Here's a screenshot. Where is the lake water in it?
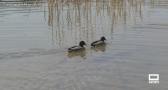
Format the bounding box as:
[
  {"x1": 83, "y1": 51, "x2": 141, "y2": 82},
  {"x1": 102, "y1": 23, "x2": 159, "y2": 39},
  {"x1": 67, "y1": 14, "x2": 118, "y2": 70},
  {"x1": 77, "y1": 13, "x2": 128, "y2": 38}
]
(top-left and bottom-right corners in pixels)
[{"x1": 0, "y1": 0, "x2": 168, "y2": 90}]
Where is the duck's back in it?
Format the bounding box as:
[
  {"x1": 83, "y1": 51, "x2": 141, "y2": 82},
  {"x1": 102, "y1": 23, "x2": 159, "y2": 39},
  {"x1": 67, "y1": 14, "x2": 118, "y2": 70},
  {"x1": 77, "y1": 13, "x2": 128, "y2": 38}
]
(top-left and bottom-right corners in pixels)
[
  {"x1": 91, "y1": 40, "x2": 104, "y2": 47},
  {"x1": 68, "y1": 46, "x2": 83, "y2": 52}
]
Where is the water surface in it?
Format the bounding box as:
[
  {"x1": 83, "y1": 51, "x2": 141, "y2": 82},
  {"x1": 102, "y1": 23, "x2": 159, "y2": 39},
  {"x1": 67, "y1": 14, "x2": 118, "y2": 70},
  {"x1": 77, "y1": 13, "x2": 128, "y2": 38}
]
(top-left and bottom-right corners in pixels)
[{"x1": 0, "y1": 0, "x2": 168, "y2": 90}]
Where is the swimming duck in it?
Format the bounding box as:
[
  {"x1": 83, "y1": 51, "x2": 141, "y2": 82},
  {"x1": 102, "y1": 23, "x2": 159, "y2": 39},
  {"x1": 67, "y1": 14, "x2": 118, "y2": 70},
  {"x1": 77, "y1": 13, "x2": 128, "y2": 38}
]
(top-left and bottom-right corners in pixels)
[
  {"x1": 68, "y1": 41, "x2": 86, "y2": 52},
  {"x1": 91, "y1": 36, "x2": 106, "y2": 47}
]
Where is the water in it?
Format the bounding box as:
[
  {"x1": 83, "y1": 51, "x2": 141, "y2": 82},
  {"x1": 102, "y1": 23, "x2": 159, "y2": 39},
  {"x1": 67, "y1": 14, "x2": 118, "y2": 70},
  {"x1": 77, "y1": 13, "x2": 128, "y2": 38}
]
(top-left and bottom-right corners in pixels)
[{"x1": 0, "y1": 0, "x2": 168, "y2": 90}]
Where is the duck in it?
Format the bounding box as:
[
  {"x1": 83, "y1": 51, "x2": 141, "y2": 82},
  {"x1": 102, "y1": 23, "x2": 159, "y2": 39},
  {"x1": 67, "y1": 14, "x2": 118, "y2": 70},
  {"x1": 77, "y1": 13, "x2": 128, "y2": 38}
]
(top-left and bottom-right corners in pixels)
[
  {"x1": 91, "y1": 36, "x2": 106, "y2": 47},
  {"x1": 68, "y1": 41, "x2": 87, "y2": 52}
]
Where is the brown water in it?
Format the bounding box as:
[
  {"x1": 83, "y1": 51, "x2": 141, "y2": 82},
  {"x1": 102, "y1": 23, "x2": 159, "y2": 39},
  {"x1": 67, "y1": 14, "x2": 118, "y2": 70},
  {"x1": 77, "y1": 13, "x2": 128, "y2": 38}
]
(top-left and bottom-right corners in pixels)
[{"x1": 0, "y1": 0, "x2": 168, "y2": 90}]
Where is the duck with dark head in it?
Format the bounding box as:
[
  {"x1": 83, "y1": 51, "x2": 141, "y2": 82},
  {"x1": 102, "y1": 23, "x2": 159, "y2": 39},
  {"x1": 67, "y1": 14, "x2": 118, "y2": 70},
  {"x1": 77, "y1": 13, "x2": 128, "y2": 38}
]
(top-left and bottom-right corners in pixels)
[
  {"x1": 68, "y1": 41, "x2": 87, "y2": 52},
  {"x1": 91, "y1": 36, "x2": 106, "y2": 47}
]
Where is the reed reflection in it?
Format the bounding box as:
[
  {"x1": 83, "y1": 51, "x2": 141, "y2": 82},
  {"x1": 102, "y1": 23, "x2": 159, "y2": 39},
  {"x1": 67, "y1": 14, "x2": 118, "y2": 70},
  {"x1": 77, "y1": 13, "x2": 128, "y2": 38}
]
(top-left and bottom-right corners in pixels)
[
  {"x1": 0, "y1": 0, "x2": 145, "y2": 50},
  {"x1": 47, "y1": 0, "x2": 144, "y2": 48}
]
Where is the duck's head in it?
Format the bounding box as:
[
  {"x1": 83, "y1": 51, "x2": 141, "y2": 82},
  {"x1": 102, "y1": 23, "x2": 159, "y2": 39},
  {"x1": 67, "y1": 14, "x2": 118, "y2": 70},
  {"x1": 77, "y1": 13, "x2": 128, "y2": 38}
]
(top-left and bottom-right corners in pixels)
[
  {"x1": 79, "y1": 41, "x2": 86, "y2": 47},
  {"x1": 100, "y1": 36, "x2": 106, "y2": 42}
]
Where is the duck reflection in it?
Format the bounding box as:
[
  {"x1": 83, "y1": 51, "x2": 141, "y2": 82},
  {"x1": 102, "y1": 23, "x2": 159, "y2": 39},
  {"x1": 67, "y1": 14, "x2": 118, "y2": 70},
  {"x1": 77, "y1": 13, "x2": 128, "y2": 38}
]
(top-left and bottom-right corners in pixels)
[
  {"x1": 67, "y1": 48, "x2": 86, "y2": 59},
  {"x1": 91, "y1": 43, "x2": 106, "y2": 52}
]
